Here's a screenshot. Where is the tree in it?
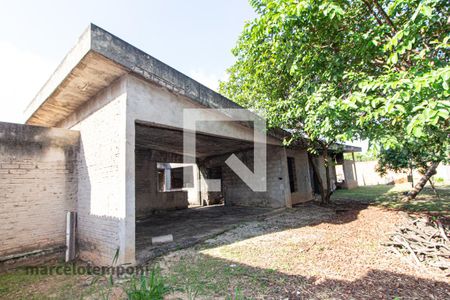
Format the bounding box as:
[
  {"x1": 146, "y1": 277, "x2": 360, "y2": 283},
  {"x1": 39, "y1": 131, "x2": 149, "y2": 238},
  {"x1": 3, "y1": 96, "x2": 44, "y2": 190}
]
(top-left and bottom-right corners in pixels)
[
  {"x1": 220, "y1": 0, "x2": 449, "y2": 203},
  {"x1": 375, "y1": 138, "x2": 442, "y2": 200}
]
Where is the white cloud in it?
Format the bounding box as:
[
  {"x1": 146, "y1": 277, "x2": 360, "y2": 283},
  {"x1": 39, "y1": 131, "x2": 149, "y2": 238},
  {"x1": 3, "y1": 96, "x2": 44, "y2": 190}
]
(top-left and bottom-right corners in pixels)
[
  {"x1": 188, "y1": 69, "x2": 228, "y2": 92},
  {"x1": 0, "y1": 42, "x2": 55, "y2": 124}
]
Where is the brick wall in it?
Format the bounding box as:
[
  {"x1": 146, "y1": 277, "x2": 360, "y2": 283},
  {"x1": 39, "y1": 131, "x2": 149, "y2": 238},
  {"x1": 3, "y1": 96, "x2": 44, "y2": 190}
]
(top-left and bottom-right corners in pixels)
[{"x1": 0, "y1": 122, "x2": 79, "y2": 259}]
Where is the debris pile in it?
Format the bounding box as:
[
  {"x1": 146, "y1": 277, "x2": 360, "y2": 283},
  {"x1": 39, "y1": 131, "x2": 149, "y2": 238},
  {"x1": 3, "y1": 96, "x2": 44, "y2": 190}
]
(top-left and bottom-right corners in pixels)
[{"x1": 385, "y1": 217, "x2": 450, "y2": 275}]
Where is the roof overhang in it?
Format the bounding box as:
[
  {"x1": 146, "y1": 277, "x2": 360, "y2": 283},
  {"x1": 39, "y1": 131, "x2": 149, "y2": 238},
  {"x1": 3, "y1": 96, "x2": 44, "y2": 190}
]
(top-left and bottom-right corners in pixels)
[{"x1": 25, "y1": 24, "x2": 244, "y2": 127}]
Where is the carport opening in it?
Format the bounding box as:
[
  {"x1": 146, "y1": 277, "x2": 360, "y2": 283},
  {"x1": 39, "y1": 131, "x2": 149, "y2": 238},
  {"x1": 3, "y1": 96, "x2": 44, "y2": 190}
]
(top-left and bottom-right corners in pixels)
[{"x1": 133, "y1": 122, "x2": 274, "y2": 264}]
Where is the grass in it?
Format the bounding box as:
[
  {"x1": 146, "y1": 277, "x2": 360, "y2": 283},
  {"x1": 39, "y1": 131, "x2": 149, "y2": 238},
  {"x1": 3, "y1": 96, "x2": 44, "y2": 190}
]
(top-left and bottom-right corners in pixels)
[
  {"x1": 164, "y1": 256, "x2": 264, "y2": 299},
  {"x1": 164, "y1": 254, "x2": 280, "y2": 298},
  {"x1": 333, "y1": 183, "x2": 450, "y2": 213},
  {"x1": 0, "y1": 259, "x2": 256, "y2": 299},
  {"x1": 125, "y1": 267, "x2": 170, "y2": 300},
  {"x1": 0, "y1": 264, "x2": 96, "y2": 299}
]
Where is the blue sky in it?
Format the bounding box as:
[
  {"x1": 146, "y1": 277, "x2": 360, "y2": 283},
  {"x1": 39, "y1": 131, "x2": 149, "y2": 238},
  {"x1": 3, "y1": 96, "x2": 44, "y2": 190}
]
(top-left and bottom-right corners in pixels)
[{"x1": 0, "y1": 0, "x2": 256, "y2": 123}]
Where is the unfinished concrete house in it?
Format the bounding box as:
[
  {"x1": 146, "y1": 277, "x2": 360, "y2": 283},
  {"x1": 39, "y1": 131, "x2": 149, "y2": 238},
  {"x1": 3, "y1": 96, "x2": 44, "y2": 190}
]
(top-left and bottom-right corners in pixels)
[{"x1": 0, "y1": 24, "x2": 360, "y2": 267}]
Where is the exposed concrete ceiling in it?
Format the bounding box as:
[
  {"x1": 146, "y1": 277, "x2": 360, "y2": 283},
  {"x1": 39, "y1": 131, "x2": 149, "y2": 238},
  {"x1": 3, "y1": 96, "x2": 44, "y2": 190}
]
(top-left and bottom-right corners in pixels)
[
  {"x1": 26, "y1": 52, "x2": 127, "y2": 126},
  {"x1": 135, "y1": 123, "x2": 255, "y2": 158}
]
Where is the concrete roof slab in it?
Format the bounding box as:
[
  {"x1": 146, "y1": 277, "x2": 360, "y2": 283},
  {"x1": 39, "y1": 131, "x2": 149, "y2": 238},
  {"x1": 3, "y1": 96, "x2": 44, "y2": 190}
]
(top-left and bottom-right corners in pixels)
[{"x1": 25, "y1": 24, "x2": 243, "y2": 127}]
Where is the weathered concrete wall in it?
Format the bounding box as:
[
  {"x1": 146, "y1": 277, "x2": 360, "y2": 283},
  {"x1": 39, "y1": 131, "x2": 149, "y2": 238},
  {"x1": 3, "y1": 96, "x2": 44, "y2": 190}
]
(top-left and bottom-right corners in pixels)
[
  {"x1": 0, "y1": 122, "x2": 79, "y2": 260},
  {"x1": 135, "y1": 149, "x2": 189, "y2": 217},
  {"x1": 355, "y1": 161, "x2": 450, "y2": 186},
  {"x1": 60, "y1": 77, "x2": 134, "y2": 265},
  {"x1": 286, "y1": 149, "x2": 314, "y2": 204},
  {"x1": 342, "y1": 159, "x2": 358, "y2": 189},
  {"x1": 220, "y1": 146, "x2": 289, "y2": 208}
]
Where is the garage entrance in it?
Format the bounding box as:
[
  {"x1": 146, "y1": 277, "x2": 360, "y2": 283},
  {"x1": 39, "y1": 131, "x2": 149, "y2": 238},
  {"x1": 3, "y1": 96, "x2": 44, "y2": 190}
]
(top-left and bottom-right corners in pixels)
[{"x1": 134, "y1": 122, "x2": 285, "y2": 262}]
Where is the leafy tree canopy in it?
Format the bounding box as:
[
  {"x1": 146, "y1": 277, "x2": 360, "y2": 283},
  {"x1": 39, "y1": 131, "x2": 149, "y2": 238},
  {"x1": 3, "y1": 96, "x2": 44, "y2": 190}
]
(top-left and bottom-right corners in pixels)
[
  {"x1": 220, "y1": 0, "x2": 449, "y2": 201},
  {"x1": 220, "y1": 0, "x2": 449, "y2": 161}
]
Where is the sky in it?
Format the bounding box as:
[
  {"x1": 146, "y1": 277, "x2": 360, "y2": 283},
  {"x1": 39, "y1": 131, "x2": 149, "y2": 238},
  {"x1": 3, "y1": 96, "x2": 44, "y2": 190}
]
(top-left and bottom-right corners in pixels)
[{"x1": 0, "y1": 0, "x2": 256, "y2": 123}]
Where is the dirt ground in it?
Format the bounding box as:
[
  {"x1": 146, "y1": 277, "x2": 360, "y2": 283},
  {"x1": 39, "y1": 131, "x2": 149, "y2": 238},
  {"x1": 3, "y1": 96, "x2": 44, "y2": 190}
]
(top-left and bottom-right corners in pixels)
[
  {"x1": 159, "y1": 202, "x2": 450, "y2": 299},
  {"x1": 1, "y1": 200, "x2": 449, "y2": 299}
]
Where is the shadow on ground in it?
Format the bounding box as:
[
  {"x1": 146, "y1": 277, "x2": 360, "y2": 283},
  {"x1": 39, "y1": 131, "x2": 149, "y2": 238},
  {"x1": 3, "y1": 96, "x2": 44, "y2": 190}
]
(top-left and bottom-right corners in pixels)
[
  {"x1": 166, "y1": 251, "x2": 450, "y2": 299},
  {"x1": 333, "y1": 184, "x2": 450, "y2": 213},
  {"x1": 135, "y1": 202, "x2": 369, "y2": 264}
]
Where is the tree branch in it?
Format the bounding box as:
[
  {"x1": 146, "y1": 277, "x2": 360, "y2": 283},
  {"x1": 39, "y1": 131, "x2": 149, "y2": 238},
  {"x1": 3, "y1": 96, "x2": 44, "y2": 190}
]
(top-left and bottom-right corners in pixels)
[
  {"x1": 373, "y1": 0, "x2": 397, "y2": 32},
  {"x1": 362, "y1": 0, "x2": 383, "y2": 27}
]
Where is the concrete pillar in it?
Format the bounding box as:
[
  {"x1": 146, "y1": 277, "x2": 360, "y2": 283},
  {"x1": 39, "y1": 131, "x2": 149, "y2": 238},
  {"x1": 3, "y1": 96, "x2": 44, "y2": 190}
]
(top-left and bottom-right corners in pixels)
[
  {"x1": 351, "y1": 152, "x2": 358, "y2": 184},
  {"x1": 198, "y1": 165, "x2": 209, "y2": 206},
  {"x1": 164, "y1": 166, "x2": 171, "y2": 191},
  {"x1": 121, "y1": 108, "x2": 136, "y2": 265},
  {"x1": 281, "y1": 148, "x2": 293, "y2": 208}
]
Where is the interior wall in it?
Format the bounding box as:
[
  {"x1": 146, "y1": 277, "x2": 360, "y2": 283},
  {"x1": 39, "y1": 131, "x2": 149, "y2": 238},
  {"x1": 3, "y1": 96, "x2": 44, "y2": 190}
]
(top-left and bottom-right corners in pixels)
[
  {"x1": 197, "y1": 162, "x2": 224, "y2": 206},
  {"x1": 135, "y1": 148, "x2": 193, "y2": 217},
  {"x1": 0, "y1": 122, "x2": 79, "y2": 261},
  {"x1": 200, "y1": 145, "x2": 289, "y2": 208}
]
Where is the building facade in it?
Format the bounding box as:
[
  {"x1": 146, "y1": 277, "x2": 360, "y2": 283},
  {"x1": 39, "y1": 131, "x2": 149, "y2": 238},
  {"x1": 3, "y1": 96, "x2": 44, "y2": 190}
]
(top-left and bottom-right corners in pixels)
[{"x1": 0, "y1": 24, "x2": 359, "y2": 267}]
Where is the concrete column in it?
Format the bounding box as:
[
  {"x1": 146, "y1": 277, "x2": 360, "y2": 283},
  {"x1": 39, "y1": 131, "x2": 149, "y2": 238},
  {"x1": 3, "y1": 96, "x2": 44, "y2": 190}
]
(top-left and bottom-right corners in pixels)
[
  {"x1": 351, "y1": 152, "x2": 358, "y2": 184},
  {"x1": 192, "y1": 164, "x2": 201, "y2": 205},
  {"x1": 164, "y1": 166, "x2": 171, "y2": 191},
  {"x1": 281, "y1": 148, "x2": 293, "y2": 208},
  {"x1": 121, "y1": 99, "x2": 136, "y2": 265},
  {"x1": 198, "y1": 165, "x2": 209, "y2": 206}
]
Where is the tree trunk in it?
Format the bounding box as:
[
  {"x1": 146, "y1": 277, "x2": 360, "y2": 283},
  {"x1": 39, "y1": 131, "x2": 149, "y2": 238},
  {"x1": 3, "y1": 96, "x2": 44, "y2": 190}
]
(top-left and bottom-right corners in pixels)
[
  {"x1": 401, "y1": 162, "x2": 439, "y2": 202},
  {"x1": 409, "y1": 165, "x2": 414, "y2": 188},
  {"x1": 428, "y1": 178, "x2": 440, "y2": 199},
  {"x1": 308, "y1": 155, "x2": 325, "y2": 203},
  {"x1": 323, "y1": 148, "x2": 332, "y2": 205}
]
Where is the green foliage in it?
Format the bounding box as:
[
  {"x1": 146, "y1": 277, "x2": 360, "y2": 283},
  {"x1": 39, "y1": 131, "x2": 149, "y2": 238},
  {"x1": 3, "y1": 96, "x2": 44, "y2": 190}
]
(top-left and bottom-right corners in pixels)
[
  {"x1": 125, "y1": 267, "x2": 171, "y2": 300},
  {"x1": 220, "y1": 0, "x2": 449, "y2": 171},
  {"x1": 375, "y1": 139, "x2": 437, "y2": 175},
  {"x1": 352, "y1": 152, "x2": 377, "y2": 162}
]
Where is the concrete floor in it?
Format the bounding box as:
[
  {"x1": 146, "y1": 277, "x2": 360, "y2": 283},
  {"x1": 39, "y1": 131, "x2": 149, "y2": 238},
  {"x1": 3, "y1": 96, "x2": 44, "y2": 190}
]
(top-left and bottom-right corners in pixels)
[{"x1": 135, "y1": 205, "x2": 278, "y2": 264}]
